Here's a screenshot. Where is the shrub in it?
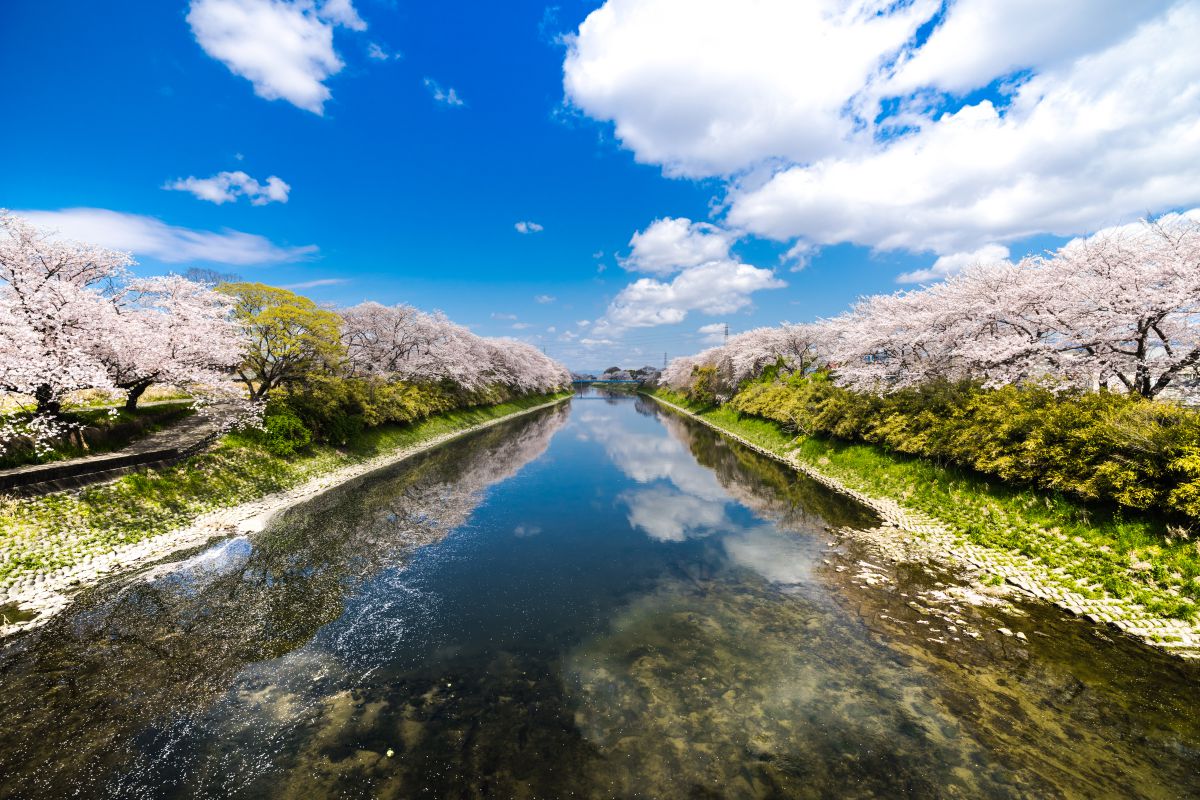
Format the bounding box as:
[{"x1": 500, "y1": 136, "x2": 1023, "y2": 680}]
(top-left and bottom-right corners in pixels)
[
  {"x1": 260, "y1": 409, "x2": 312, "y2": 457},
  {"x1": 728, "y1": 373, "x2": 1200, "y2": 520},
  {"x1": 267, "y1": 375, "x2": 524, "y2": 447},
  {"x1": 686, "y1": 365, "x2": 720, "y2": 407}
]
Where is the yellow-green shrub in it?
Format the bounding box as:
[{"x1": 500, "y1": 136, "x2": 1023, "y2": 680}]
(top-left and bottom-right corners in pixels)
[{"x1": 729, "y1": 373, "x2": 1200, "y2": 519}]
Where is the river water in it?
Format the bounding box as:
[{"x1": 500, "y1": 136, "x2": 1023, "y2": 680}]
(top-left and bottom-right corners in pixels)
[{"x1": 1, "y1": 390, "x2": 1198, "y2": 798}]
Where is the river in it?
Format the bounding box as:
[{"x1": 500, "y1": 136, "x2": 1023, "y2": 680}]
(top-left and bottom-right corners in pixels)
[{"x1": 0, "y1": 389, "x2": 1197, "y2": 798}]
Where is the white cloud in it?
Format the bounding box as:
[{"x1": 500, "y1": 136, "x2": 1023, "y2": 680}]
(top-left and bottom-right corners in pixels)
[
  {"x1": 515, "y1": 220, "x2": 544, "y2": 234},
  {"x1": 16, "y1": 208, "x2": 317, "y2": 265},
  {"x1": 534, "y1": 293, "x2": 555, "y2": 303},
  {"x1": 547, "y1": 325, "x2": 557, "y2": 333},
  {"x1": 512, "y1": 322, "x2": 533, "y2": 330},
  {"x1": 564, "y1": 0, "x2": 936, "y2": 177},
  {"x1": 319, "y1": 0, "x2": 365, "y2": 31},
  {"x1": 622, "y1": 217, "x2": 732, "y2": 276},
  {"x1": 581, "y1": 337, "x2": 617, "y2": 347},
  {"x1": 697, "y1": 322, "x2": 726, "y2": 344},
  {"x1": 565, "y1": 0, "x2": 1200, "y2": 268},
  {"x1": 424, "y1": 77, "x2": 464, "y2": 107},
  {"x1": 576, "y1": 319, "x2": 590, "y2": 326},
  {"x1": 595, "y1": 258, "x2": 784, "y2": 334},
  {"x1": 187, "y1": 0, "x2": 367, "y2": 115},
  {"x1": 883, "y1": 0, "x2": 1169, "y2": 97},
  {"x1": 164, "y1": 170, "x2": 291, "y2": 205},
  {"x1": 622, "y1": 487, "x2": 729, "y2": 542},
  {"x1": 896, "y1": 243, "x2": 1011, "y2": 284},
  {"x1": 282, "y1": 277, "x2": 348, "y2": 289},
  {"x1": 491, "y1": 312, "x2": 518, "y2": 320},
  {"x1": 366, "y1": 42, "x2": 396, "y2": 61}
]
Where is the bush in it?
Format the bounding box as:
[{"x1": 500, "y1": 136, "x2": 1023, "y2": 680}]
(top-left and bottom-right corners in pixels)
[
  {"x1": 728, "y1": 373, "x2": 1200, "y2": 519},
  {"x1": 686, "y1": 365, "x2": 720, "y2": 407},
  {"x1": 267, "y1": 375, "x2": 524, "y2": 447},
  {"x1": 260, "y1": 409, "x2": 312, "y2": 457}
]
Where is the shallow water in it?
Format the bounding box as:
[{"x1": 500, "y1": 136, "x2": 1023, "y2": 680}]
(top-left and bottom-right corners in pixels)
[{"x1": 1, "y1": 390, "x2": 1198, "y2": 798}]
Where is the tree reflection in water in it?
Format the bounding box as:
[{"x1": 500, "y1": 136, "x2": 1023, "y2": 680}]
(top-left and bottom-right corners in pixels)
[{"x1": 0, "y1": 405, "x2": 569, "y2": 799}]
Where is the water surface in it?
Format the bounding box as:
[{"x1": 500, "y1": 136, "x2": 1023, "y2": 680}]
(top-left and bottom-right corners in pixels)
[{"x1": 1, "y1": 390, "x2": 1197, "y2": 798}]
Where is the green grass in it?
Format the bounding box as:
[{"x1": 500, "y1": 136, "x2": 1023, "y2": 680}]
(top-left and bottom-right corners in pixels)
[
  {"x1": 648, "y1": 388, "x2": 1200, "y2": 620},
  {"x1": 0, "y1": 392, "x2": 568, "y2": 586}
]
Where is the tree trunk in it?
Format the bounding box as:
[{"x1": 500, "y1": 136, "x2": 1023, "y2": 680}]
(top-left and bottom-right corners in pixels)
[
  {"x1": 124, "y1": 382, "x2": 151, "y2": 411},
  {"x1": 33, "y1": 384, "x2": 61, "y2": 416}
]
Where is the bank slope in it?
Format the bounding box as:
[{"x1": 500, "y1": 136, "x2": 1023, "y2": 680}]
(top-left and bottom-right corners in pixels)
[
  {"x1": 645, "y1": 390, "x2": 1200, "y2": 659},
  {"x1": 0, "y1": 393, "x2": 571, "y2": 637}
]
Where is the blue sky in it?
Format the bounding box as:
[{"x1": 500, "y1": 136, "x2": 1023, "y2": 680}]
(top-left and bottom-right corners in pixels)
[{"x1": 3, "y1": 1, "x2": 1196, "y2": 371}]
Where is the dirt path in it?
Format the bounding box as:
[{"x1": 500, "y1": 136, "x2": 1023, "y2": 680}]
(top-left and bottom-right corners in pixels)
[{"x1": 0, "y1": 410, "x2": 221, "y2": 495}]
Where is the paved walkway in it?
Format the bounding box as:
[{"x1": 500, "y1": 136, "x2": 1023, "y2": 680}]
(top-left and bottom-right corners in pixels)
[{"x1": 0, "y1": 411, "x2": 223, "y2": 495}]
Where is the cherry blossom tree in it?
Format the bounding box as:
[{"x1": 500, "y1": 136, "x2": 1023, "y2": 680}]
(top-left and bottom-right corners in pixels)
[
  {"x1": 670, "y1": 210, "x2": 1200, "y2": 401},
  {"x1": 339, "y1": 301, "x2": 570, "y2": 392},
  {"x1": 92, "y1": 275, "x2": 241, "y2": 409},
  {"x1": 662, "y1": 323, "x2": 824, "y2": 397},
  {"x1": 824, "y1": 211, "x2": 1200, "y2": 398},
  {"x1": 1046, "y1": 211, "x2": 1200, "y2": 397},
  {"x1": 0, "y1": 211, "x2": 129, "y2": 414}
]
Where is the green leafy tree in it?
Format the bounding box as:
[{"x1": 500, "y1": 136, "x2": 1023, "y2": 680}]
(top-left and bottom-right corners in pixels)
[{"x1": 218, "y1": 282, "x2": 343, "y2": 400}]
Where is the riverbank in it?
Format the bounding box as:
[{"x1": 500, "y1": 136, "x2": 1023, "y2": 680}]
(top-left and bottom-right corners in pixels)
[
  {"x1": 644, "y1": 390, "x2": 1200, "y2": 658},
  {"x1": 0, "y1": 393, "x2": 570, "y2": 638}
]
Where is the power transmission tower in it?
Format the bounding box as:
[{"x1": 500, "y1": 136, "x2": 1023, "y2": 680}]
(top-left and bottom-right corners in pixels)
[
  {"x1": 724, "y1": 323, "x2": 729, "y2": 345},
  {"x1": 663, "y1": 352, "x2": 668, "y2": 370}
]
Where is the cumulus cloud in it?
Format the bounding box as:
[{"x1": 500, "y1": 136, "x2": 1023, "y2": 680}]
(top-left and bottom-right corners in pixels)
[
  {"x1": 882, "y1": 0, "x2": 1169, "y2": 97},
  {"x1": 897, "y1": 243, "x2": 1011, "y2": 284},
  {"x1": 565, "y1": 0, "x2": 1200, "y2": 268},
  {"x1": 534, "y1": 293, "x2": 555, "y2": 303},
  {"x1": 318, "y1": 0, "x2": 365, "y2": 31},
  {"x1": 515, "y1": 220, "x2": 544, "y2": 234},
  {"x1": 16, "y1": 208, "x2": 317, "y2": 265},
  {"x1": 187, "y1": 0, "x2": 368, "y2": 115},
  {"x1": 593, "y1": 216, "x2": 784, "y2": 333},
  {"x1": 164, "y1": 170, "x2": 291, "y2": 205},
  {"x1": 512, "y1": 322, "x2": 533, "y2": 330},
  {"x1": 491, "y1": 312, "x2": 518, "y2": 320},
  {"x1": 564, "y1": 0, "x2": 935, "y2": 177},
  {"x1": 424, "y1": 77, "x2": 464, "y2": 107},
  {"x1": 595, "y1": 258, "x2": 784, "y2": 334},
  {"x1": 621, "y1": 217, "x2": 733, "y2": 276}
]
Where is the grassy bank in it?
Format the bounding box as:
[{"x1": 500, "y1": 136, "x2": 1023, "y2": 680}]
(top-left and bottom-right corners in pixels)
[
  {"x1": 648, "y1": 388, "x2": 1200, "y2": 621},
  {"x1": 0, "y1": 392, "x2": 569, "y2": 587},
  {"x1": 0, "y1": 402, "x2": 195, "y2": 469}
]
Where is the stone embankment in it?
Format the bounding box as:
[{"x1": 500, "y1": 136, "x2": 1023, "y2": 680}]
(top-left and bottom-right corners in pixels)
[
  {"x1": 646, "y1": 393, "x2": 1200, "y2": 659},
  {"x1": 0, "y1": 396, "x2": 570, "y2": 640}
]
